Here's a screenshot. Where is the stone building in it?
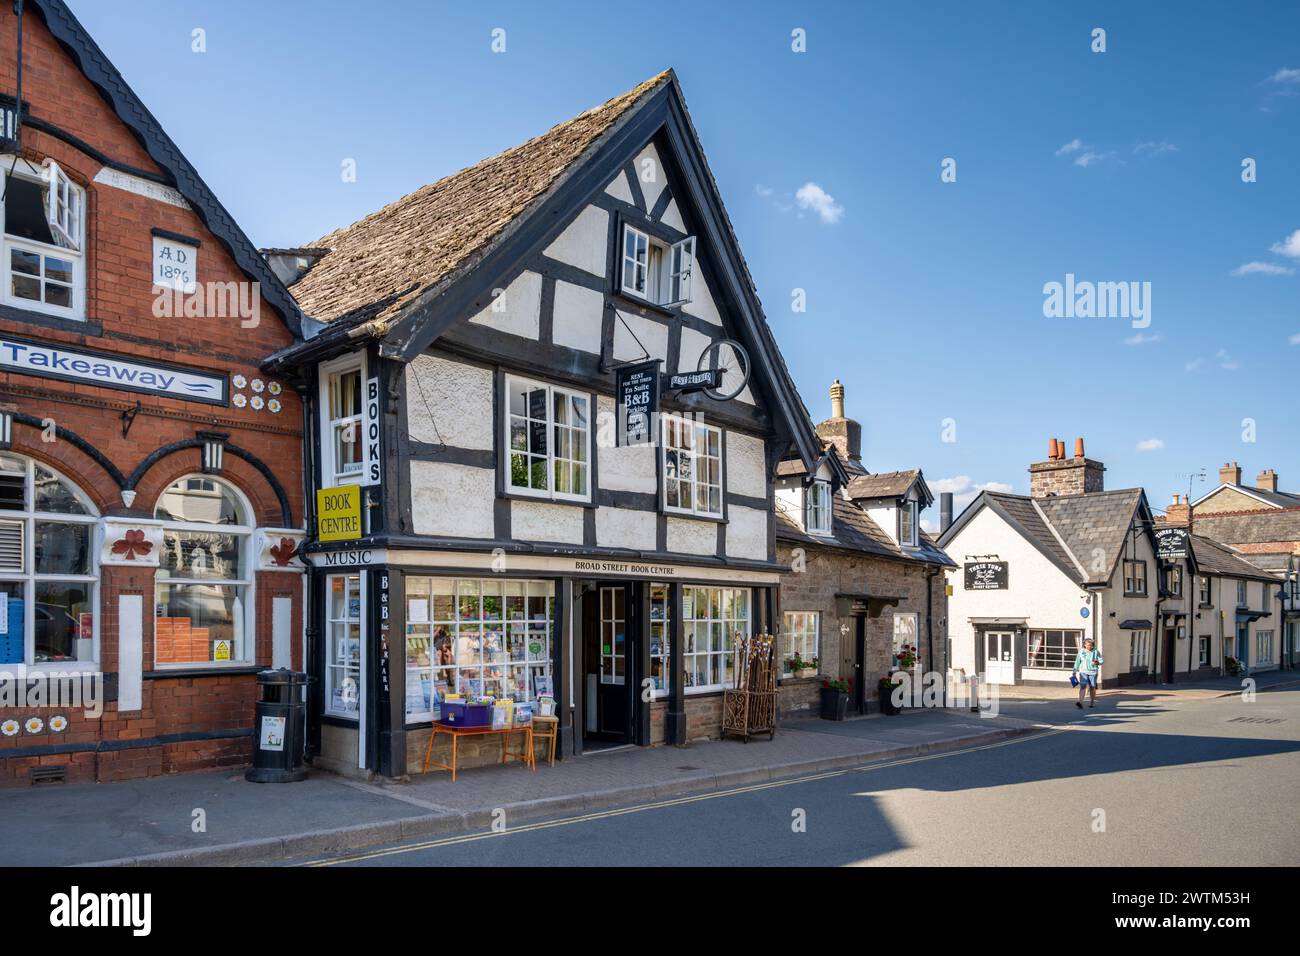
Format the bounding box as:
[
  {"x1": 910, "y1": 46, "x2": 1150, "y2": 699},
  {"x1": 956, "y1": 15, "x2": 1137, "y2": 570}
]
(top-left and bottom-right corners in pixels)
[{"x1": 774, "y1": 382, "x2": 953, "y2": 716}]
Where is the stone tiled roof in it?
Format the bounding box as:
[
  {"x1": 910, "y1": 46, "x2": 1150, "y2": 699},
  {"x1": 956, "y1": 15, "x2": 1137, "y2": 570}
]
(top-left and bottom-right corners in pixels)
[
  {"x1": 845, "y1": 469, "x2": 921, "y2": 501},
  {"x1": 775, "y1": 496, "x2": 955, "y2": 568},
  {"x1": 1189, "y1": 534, "x2": 1278, "y2": 582},
  {"x1": 287, "y1": 71, "x2": 673, "y2": 328},
  {"x1": 1034, "y1": 489, "x2": 1146, "y2": 585},
  {"x1": 1193, "y1": 509, "x2": 1300, "y2": 545}
]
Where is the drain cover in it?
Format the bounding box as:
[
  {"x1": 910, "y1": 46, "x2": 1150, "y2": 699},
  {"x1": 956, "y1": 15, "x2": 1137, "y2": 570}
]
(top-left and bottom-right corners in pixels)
[
  {"x1": 1228, "y1": 716, "x2": 1284, "y2": 724},
  {"x1": 676, "y1": 765, "x2": 700, "y2": 771}
]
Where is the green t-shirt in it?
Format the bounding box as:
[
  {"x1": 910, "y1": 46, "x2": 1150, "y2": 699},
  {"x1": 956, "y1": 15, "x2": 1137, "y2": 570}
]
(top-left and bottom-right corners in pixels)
[{"x1": 1073, "y1": 648, "x2": 1103, "y2": 674}]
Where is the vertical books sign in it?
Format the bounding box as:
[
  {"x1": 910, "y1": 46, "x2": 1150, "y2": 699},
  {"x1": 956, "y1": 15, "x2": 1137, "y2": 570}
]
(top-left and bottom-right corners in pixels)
[
  {"x1": 616, "y1": 360, "x2": 659, "y2": 447},
  {"x1": 361, "y1": 376, "x2": 382, "y2": 486}
]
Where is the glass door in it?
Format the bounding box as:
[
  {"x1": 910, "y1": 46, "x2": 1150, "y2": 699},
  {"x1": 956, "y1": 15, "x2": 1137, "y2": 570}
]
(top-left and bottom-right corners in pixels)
[{"x1": 325, "y1": 572, "x2": 366, "y2": 768}]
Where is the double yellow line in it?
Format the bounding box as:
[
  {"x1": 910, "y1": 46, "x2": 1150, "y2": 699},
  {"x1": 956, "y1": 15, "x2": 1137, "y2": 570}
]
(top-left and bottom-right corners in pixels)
[{"x1": 298, "y1": 726, "x2": 1062, "y2": 866}]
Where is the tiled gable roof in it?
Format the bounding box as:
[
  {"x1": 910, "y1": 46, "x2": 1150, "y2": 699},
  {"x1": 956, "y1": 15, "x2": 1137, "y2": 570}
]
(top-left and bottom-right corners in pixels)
[
  {"x1": 1034, "y1": 489, "x2": 1146, "y2": 585},
  {"x1": 287, "y1": 72, "x2": 672, "y2": 329},
  {"x1": 1189, "y1": 534, "x2": 1278, "y2": 582},
  {"x1": 775, "y1": 495, "x2": 954, "y2": 568},
  {"x1": 845, "y1": 469, "x2": 922, "y2": 501}
]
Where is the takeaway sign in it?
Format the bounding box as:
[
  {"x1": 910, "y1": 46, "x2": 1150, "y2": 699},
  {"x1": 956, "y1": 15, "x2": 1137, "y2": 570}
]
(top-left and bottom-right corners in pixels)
[{"x1": 0, "y1": 335, "x2": 228, "y2": 405}]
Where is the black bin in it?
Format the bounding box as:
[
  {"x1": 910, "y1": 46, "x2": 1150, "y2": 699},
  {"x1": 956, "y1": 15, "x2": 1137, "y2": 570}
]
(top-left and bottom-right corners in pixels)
[{"x1": 245, "y1": 669, "x2": 309, "y2": 783}]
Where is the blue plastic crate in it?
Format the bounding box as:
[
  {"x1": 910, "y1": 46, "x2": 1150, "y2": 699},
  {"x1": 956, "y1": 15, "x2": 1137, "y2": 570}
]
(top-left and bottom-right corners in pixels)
[{"x1": 0, "y1": 598, "x2": 24, "y2": 664}]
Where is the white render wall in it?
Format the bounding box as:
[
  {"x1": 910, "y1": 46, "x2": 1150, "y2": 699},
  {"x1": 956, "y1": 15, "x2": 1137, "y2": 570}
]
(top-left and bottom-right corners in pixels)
[
  {"x1": 406, "y1": 355, "x2": 494, "y2": 449},
  {"x1": 543, "y1": 204, "x2": 608, "y2": 276},
  {"x1": 511, "y1": 500, "x2": 584, "y2": 544},
  {"x1": 468, "y1": 269, "x2": 542, "y2": 339},
  {"x1": 666, "y1": 516, "x2": 716, "y2": 555},
  {"x1": 944, "y1": 505, "x2": 1091, "y2": 677},
  {"x1": 726, "y1": 505, "x2": 768, "y2": 561},
  {"x1": 596, "y1": 506, "x2": 656, "y2": 549},
  {"x1": 410, "y1": 460, "x2": 495, "y2": 538},
  {"x1": 726, "y1": 432, "x2": 767, "y2": 499}
]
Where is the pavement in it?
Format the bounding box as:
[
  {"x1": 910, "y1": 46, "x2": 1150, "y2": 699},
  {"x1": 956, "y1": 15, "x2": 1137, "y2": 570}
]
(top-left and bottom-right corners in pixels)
[
  {"x1": 3, "y1": 670, "x2": 1293, "y2": 867},
  {"x1": 292, "y1": 684, "x2": 1300, "y2": 868},
  {"x1": 0, "y1": 706, "x2": 1043, "y2": 867}
]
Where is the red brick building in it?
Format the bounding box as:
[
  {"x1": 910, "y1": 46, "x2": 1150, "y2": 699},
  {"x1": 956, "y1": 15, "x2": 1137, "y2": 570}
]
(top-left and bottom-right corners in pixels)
[{"x1": 0, "y1": 1, "x2": 305, "y2": 786}]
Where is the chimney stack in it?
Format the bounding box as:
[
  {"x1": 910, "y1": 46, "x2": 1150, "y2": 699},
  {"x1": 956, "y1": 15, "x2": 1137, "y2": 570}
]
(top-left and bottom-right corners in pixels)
[
  {"x1": 1029, "y1": 435, "x2": 1105, "y2": 497},
  {"x1": 1165, "y1": 493, "x2": 1190, "y2": 526},
  {"x1": 815, "y1": 379, "x2": 862, "y2": 465},
  {"x1": 1257, "y1": 469, "x2": 1278, "y2": 494},
  {"x1": 1219, "y1": 462, "x2": 1242, "y2": 486},
  {"x1": 830, "y1": 379, "x2": 845, "y2": 419},
  {"x1": 940, "y1": 492, "x2": 954, "y2": 532}
]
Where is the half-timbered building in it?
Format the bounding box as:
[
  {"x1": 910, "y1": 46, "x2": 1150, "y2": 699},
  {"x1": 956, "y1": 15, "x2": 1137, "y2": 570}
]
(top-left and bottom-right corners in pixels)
[{"x1": 266, "y1": 71, "x2": 824, "y2": 777}]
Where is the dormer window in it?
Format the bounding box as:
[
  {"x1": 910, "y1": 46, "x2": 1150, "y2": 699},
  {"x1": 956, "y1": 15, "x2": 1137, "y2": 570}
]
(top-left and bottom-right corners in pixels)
[
  {"x1": 2, "y1": 159, "x2": 85, "y2": 319},
  {"x1": 621, "y1": 223, "x2": 695, "y2": 307},
  {"x1": 806, "y1": 480, "x2": 832, "y2": 534},
  {"x1": 899, "y1": 499, "x2": 918, "y2": 546}
]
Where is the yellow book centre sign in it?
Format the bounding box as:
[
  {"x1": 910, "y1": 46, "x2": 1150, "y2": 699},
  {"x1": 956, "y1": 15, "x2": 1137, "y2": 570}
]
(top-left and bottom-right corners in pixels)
[{"x1": 317, "y1": 485, "x2": 362, "y2": 541}]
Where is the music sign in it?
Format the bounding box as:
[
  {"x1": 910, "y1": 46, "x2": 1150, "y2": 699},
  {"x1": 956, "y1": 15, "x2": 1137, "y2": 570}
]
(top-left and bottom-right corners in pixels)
[
  {"x1": 964, "y1": 561, "x2": 1009, "y2": 590},
  {"x1": 616, "y1": 360, "x2": 659, "y2": 446}
]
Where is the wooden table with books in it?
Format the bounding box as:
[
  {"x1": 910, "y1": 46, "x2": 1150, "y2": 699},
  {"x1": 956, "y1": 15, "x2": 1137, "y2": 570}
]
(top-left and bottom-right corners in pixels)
[{"x1": 421, "y1": 721, "x2": 535, "y2": 781}]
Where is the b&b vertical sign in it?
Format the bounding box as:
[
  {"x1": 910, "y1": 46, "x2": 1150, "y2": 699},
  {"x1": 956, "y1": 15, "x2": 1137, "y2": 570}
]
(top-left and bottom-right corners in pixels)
[{"x1": 616, "y1": 360, "x2": 660, "y2": 446}]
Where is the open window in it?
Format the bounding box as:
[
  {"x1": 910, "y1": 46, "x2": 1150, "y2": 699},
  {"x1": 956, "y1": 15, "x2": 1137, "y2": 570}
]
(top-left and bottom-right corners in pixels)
[
  {"x1": 621, "y1": 223, "x2": 695, "y2": 307},
  {"x1": 806, "y1": 480, "x2": 832, "y2": 534},
  {"x1": 1, "y1": 158, "x2": 85, "y2": 319}
]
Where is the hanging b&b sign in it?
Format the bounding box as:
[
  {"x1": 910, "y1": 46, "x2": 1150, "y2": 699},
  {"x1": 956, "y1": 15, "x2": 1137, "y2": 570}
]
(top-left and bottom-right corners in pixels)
[{"x1": 616, "y1": 360, "x2": 660, "y2": 446}]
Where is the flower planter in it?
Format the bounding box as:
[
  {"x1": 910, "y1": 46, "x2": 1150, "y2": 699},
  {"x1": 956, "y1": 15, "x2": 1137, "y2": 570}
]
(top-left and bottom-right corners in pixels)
[
  {"x1": 795, "y1": 667, "x2": 818, "y2": 680},
  {"x1": 820, "y1": 687, "x2": 849, "y2": 721},
  {"x1": 878, "y1": 681, "x2": 902, "y2": 715}
]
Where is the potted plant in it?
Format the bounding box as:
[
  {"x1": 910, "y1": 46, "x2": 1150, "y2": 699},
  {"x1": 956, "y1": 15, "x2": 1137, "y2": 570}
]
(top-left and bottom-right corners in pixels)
[
  {"x1": 820, "y1": 677, "x2": 851, "y2": 721},
  {"x1": 785, "y1": 653, "x2": 819, "y2": 680},
  {"x1": 878, "y1": 674, "x2": 903, "y2": 715},
  {"x1": 895, "y1": 643, "x2": 919, "y2": 671}
]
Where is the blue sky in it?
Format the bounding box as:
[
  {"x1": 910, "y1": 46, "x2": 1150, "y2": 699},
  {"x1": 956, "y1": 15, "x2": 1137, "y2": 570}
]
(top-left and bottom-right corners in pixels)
[{"x1": 70, "y1": 0, "x2": 1300, "y2": 525}]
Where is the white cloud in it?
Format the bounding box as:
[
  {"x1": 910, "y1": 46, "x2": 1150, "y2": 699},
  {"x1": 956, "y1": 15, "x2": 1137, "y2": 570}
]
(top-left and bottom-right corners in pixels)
[
  {"x1": 1124, "y1": 332, "x2": 1163, "y2": 346},
  {"x1": 1134, "y1": 140, "x2": 1178, "y2": 156},
  {"x1": 1215, "y1": 348, "x2": 1240, "y2": 371},
  {"x1": 1136, "y1": 438, "x2": 1165, "y2": 452},
  {"x1": 1232, "y1": 261, "x2": 1294, "y2": 276},
  {"x1": 928, "y1": 475, "x2": 1015, "y2": 524},
  {"x1": 1185, "y1": 357, "x2": 1205, "y2": 372},
  {"x1": 1073, "y1": 150, "x2": 1116, "y2": 168},
  {"x1": 1268, "y1": 67, "x2": 1300, "y2": 84},
  {"x1": 1269, "y1": 229, "x2": 1300, "y2": 258},
  {"x1": 1056, "y1": 138, "x2": 1084, "y2": 156},
  {"x1": 1290, "y1": 332, "x2": 1300, "y2": 346},
  {"x1": 753, "y1": 184, "x2": 774, "y2": 198},
  {"x1": 794, "y1": 182, "x2": 844, "y2": 224}
]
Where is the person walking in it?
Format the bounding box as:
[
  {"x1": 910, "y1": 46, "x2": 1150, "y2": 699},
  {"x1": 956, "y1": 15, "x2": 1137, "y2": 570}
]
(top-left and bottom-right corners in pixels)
[{"x1": 1073, "y1": 638, "x2": 1103, "y2": 708}]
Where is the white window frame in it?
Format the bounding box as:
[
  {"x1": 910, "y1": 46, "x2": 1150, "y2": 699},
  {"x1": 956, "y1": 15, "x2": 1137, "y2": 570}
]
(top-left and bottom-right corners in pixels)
[
  {"x1": 1198, "y1": 575, "x2": 1211, "y2": 605},
  {"x1": 661, "y1": 414, "x2": 723, "y2": 518},
  {"x1": 0, "y1": 453, "x2": 100, "y2": 673},
  {"x1": 1124, "y1": 560, "x2": 1147, "y2": 596},
  {"x1": 153, "y1": 475, "x2": 255, "y2": 670},
  {"x1": 893, "y1": 612, "x2": 921, "y2": 669},
  {"x1": 1129, "y1": 629, "x2": 1151, "y2": 671},
  {"x1": 899, "y1": 499, "x2": 918, "y2": 546},
  {"x1": 649, "y1": 582, "x2": 671, "y2": 698},
  {"x1": 402, "y1": 577, "x2": 554, "y2": 722},
  {"x1": 600, "y1": 586, "x2": 625, "y2": 686},
  {"x1": 682, "y1": 586, "x2": 749, "y2": 694},
  {"x1": 503, "y1": 374, "x2": 591, "y2": 503},
  {"x1": 619, "y1": 223, "x2": 695, "y2": 307},
  {"x1": 1198, "y1": 634, "x2": 1211, "y2": 666},
  {"x1": 324, "y1": 572, "x2": 363, "y2": 720},
  {"x1": 782, "y1": 611, "x2": 819, "y2": 677},
  {"x1": 1167, "y1": 564, "x2": 1183, "y2": 597},
  {"x1": 1, "y1": 156, "x2": 86, "y2": 320},
  {"x1": 806, "y1": 480, "x2": 832, "y2": 535},
  {"x1": 1236, "y1": 579, "x2": 1248, "y2": 607},
  {"x1": 1255, "y1": 629, "x2": 1274, "y2": 665},
  {"x1": 318, "y1": 353, "x2": 366, "y2": 489}
]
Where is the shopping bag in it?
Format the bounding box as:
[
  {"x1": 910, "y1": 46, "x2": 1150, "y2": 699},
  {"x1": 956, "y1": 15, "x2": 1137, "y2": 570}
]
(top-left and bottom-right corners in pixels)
[{"x1": 1070, "y1": 674, "x2": 1079, "y2": 688}]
